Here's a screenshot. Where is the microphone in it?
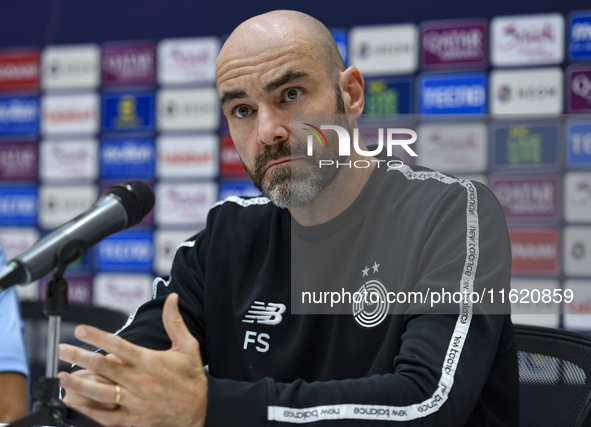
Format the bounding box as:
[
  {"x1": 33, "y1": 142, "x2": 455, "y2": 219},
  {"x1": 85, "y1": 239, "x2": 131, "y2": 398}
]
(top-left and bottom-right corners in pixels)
[{"x1": 0, "y1": 180, "x2": 155, "y2": 290}]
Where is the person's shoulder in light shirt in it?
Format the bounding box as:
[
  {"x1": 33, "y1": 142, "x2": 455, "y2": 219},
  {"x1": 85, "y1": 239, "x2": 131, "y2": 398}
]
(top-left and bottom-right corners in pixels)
[{"x1": 0, "y1": 245, "x2": 29, "y2": 422}]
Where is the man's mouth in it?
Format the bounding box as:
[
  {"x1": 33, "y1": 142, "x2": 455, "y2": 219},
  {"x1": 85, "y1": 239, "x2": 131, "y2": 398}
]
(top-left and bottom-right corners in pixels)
[{"x1": 265, "y1": 158, "x2": 292, "y2": 172}]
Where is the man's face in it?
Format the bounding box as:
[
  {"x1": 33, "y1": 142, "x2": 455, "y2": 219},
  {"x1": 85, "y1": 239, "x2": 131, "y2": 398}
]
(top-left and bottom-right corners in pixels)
[{"x1": 216, "y1": 34, "x2": 346, "y2": 208}]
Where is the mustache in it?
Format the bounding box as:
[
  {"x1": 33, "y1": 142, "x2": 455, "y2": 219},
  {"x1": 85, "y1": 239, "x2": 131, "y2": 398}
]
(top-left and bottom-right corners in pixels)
[
  {"x1": 248, "y1": 139, "x2": 313, "y2": 191},
  {"x1": 253, "y1": 140, "x2": 292, "y2": 177}
]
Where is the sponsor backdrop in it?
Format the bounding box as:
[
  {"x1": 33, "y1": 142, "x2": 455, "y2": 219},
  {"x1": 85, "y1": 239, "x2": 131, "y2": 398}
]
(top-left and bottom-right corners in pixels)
[{"x1": 0, "y1": 8, "x2": 591, "y2": 332}]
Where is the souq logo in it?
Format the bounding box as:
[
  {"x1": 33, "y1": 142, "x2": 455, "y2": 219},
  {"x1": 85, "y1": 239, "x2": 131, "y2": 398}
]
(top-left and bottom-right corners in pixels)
[
  {"x1": 572, "y1": 179, "x2": 591, "y2": 208},
  {"x1": 170, "y1": 47, "x2": 210, "y2": 65},
  {"x1": 501, "y1": 22, "x2": 555, "y2": 46},
  {"x1": 303, "y1": 124, "x2": 417, "y2": 169}
]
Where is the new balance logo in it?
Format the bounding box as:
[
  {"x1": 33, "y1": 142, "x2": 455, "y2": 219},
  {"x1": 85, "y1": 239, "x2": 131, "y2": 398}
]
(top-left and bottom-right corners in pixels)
[{"x1": 242, "y1": 301, "x2": 286, "y2": 325}]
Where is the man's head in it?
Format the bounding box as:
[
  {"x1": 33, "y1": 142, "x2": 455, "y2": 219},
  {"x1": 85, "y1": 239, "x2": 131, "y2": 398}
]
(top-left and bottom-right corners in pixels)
[{"x1": 216, "y1": 10, "x2": 364, "y2": 208}]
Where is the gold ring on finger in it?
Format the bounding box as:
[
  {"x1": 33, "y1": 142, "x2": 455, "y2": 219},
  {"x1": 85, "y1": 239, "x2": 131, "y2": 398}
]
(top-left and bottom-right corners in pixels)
[{"x1": 114, "y1": 384, "x2": 121, "y2": 406}]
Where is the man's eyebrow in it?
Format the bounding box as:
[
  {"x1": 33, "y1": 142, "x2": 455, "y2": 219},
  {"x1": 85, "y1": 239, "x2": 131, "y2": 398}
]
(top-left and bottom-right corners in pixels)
[
  {"x1": 264, "y1": 71, "x2": 310, "y2": 94},
  {"x1": 220, "y1": 89, "x2": 248, "y2": 109}
]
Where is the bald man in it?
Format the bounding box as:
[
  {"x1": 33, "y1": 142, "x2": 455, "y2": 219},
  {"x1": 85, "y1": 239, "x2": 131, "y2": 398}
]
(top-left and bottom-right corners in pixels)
[{"x1": 58, "y1": 10, "x2": 519, "y2": 427}]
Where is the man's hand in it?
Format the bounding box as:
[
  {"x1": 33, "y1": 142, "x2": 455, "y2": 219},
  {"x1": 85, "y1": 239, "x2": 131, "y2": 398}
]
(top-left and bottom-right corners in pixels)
[
  {"x1": 58, "y1": 293, "x2": 208, "y2": 427},
  {"x1": 60, "y1": 360, "x2": 120, "y2": 411}
]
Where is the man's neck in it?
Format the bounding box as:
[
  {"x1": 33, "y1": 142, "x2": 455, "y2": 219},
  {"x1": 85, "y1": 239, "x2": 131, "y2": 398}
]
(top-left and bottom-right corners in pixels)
[{"x1": 289, "y1": 148, "x2": 376, "y2": 227}]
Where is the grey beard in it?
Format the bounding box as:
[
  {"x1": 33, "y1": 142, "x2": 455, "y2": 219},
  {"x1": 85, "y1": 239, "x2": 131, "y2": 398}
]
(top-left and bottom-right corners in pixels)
[{"x1": 261, "y1": 161, "x2": 338, "y2": 209}]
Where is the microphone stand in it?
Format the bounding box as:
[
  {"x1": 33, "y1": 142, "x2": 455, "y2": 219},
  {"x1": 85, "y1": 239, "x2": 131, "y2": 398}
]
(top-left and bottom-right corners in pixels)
[{"x1": 9, "y1": 242, "x2": 103, "y2": 427}]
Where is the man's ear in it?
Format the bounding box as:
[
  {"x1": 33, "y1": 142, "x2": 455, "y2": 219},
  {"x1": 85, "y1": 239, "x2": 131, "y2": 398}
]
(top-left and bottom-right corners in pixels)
[{"x1": 339, "y1": 66, "x2": 365, "y2": 118}]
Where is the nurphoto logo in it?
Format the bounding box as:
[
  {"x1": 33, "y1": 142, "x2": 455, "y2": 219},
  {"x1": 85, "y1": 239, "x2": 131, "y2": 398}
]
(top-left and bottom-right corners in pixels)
[{"x1": 302, "y1": 122, "x2": 418, "y2": 169}]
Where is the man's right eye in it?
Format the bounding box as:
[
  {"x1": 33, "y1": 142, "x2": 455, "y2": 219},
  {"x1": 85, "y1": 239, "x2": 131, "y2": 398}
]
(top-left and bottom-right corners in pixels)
[{"x1": 233, "y1": 106, "x2": 252, "y2": 118}]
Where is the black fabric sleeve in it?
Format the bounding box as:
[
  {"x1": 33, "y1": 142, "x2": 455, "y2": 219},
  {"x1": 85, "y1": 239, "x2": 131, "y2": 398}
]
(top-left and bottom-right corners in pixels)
[
  {"x1": 206, "y1": 315, "x2": 512, "y2": 426},
  {"x1": 116, "y1": 230, "x2": 208, "y2": 361},
  {"x1": 67, "y1": 228, "x2": 209, "y2": 371}
]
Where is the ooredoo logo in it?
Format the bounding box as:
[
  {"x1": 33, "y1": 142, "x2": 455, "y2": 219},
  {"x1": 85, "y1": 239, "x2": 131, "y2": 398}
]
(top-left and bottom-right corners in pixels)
[
  {"x1": 572, "y1": 74, "x2": 591, "y2": 101},
  {"x1": 41, "y1": 93, "x2": 99, "y2": 135},
  {"x1": 157, "y1": 134, "x2": 218, "y2": 179},
  {"x1": 568, "y1": 67, "x2": 591, "y2": 113}
]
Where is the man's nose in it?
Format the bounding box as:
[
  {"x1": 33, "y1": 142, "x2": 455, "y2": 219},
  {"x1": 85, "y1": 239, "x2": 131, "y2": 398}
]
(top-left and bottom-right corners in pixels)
[{"x1": 257, "y1": 105, "x2": 290, "y2": 146}]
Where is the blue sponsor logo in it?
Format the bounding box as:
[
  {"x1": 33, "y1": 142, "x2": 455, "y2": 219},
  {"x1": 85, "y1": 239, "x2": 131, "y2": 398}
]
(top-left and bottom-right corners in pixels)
[
  {"x1": 331, "y1": 28, "x2": 348, "y2": 66},
  {"x1": 0, "y1": 185, "x2": 37, "y2": 226},
  {"x1": 95, "y1": 229, "x2": 153, "y2": 272},
  {"x1": 218, "y1": 180, "x2": 261, "y2": 201},
  {"x1": 493, "y1": 122, "x2": 559, "y2": 169},
  {"x1": 102, "y1": 91, "x2": 154, "y2": 132},
  {"x1": 419, "y1": 72, "x2": 487, "y2": 115},
  {"x1": 0, "y1": 96, "x2": 38, "y2": 136},
  {"x1": 100, "y1": 138, "x2": 155, "y2": 179},
  {"x1": 567, "y1": 119, "x2": 591, "y2": 167},
  {"x1": 363, "y1": 78, "x2": 413, "y2": 117},
  {"x1": 569, "y1": 11, "x2": 591, "y2": 61}
]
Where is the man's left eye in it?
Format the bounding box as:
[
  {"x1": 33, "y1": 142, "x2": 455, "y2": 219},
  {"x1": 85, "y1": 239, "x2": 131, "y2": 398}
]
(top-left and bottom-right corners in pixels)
[{"x1": 283, "y1": 88, "x2": 303, "y2": 101}]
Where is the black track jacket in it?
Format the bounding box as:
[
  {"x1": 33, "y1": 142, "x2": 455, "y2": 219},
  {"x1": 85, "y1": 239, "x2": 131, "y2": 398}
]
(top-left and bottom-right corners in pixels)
[{"x1": 115, "y1": 160, "x2": 519, "y2": 426}]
